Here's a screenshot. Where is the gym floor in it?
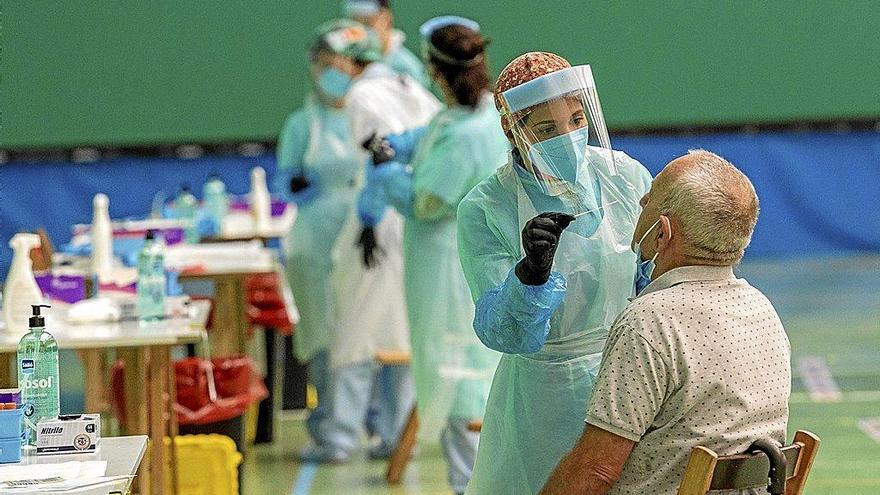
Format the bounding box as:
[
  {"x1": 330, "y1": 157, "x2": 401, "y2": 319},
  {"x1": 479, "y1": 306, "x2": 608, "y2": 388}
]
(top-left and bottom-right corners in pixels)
[{"x1": 244, "y1": 255, "x2": 880, "y2": 495}]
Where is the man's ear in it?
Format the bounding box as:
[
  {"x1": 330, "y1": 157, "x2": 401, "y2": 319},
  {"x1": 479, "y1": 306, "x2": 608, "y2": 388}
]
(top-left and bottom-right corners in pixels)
[{"x1": 656, "y1": 214, "x2": 673, "y2": 253}]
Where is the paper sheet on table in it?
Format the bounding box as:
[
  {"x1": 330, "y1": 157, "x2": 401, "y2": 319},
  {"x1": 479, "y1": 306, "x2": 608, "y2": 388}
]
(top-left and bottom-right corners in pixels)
[
  {"x1": 0, "y1": 476, "x2": 132, "y2": 493},
  {"x1": 165, "y1": 240, "x2": 275, "y2": 272},
  {"x1": 0, "y1": 461, "x2": 121, "y2": 493}
]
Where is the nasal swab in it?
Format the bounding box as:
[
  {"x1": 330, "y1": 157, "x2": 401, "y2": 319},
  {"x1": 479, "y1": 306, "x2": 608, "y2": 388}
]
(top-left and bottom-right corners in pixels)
[{"x1": 573, "y1": 199, "x2": 620, "y2": 219}]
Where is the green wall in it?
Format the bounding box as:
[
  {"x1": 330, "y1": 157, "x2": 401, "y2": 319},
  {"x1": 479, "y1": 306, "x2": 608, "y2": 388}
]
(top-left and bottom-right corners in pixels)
[{"x1": 2, "y1": 1, "x2": 878, "y2": 149}]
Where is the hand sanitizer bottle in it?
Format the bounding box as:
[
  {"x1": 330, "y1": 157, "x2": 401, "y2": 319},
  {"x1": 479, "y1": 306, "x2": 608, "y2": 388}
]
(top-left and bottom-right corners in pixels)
[
  {"x1": 136, "y1": 231, "x2": 166, "y2": 322},
  {"x1": 91, "y1": 193, "x2": 114, "y2": 283},
  {"x1": 173, "y1": 185, "x2": 200, "y2": 244},
  {"x1": 17, "y1": 305, "x2": 59, "y2": 446},
  {"x1": 202, "y1": 174, "x2": 229, "y2": 237}
]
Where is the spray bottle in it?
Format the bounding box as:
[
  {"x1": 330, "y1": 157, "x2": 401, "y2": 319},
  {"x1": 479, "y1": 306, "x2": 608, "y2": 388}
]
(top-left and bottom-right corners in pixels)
[
  {"x1": 91, "y1": 193, "x2": 113, "y2": 283},
  {"x1": 250, "y1": 167, "x2": 271, "y2": 235},
  {"x1": 3, "y1": 234, "x2": 43, "y2": 334}
]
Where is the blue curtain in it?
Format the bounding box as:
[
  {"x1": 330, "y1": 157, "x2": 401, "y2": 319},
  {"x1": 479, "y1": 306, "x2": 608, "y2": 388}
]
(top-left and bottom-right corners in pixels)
[{"x1": 2, "y1": 130, "x2": 879, "y2": 278}]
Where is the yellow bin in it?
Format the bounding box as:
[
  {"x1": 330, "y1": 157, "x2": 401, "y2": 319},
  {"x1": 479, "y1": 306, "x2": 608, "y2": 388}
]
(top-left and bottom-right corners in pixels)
[{"x1": 165, "y1": 434, "x2": 242, "y2": 495}]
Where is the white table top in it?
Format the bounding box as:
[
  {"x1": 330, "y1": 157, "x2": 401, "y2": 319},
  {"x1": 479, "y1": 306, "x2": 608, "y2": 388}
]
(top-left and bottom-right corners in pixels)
[
  {"x1": 10, "y1": 435, "x2": 147, "y2": 494},
  {"x1": 0, "y1": 300, "x2": 209, "y2": 354}
]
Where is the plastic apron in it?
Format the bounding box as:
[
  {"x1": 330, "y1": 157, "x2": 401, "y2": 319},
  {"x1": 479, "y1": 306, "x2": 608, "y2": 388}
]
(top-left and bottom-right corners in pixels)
[
  {"x1": 286, "y1": 100, "x2": 360, "y2": 362},
  {"x1": 404, "y1": 102, "x2": 504, "y2": 440},
  {"x1": 465, "y1": 150, "x2": 642, "y2": 494}
]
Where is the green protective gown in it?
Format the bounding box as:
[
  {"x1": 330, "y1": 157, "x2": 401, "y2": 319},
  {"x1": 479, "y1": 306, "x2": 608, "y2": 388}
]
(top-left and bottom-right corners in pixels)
[
  {"x1": 385, "y1": 30, "x2": 428, "y2": 87},
  {"x1": 405, "y1": 95, "x2": 508, "y2": 439},
  {"x1": 457, "y1": 148, "x2": 652, "y2": 494},
  {"x1": 276, "y1": 96, "x2": 361, "y2": 362}
]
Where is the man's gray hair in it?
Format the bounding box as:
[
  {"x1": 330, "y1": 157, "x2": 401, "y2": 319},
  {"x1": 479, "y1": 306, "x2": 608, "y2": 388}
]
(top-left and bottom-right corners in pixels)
[{"x1": 657, "y1": 150, "x2": 759, "y2": 264}]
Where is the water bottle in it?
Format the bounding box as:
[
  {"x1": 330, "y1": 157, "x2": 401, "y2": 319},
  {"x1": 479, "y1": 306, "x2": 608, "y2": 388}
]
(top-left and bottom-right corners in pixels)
[
  {"x1": 136, "y1": 231, "x2": 166, "y2": 322},
  {"x1": 202, "y1": 174, "x2": 228, "y2": 237},
  {"x1": 17, "y1": 305, "x2": 59, "y2": 446},
  {"x1": 173, "y1": 185, "x2": 199, "y2": 243}
]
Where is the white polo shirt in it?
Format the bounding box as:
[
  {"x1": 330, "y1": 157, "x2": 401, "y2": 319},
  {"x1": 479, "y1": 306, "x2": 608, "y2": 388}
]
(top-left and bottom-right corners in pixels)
[{"x1": 586, "y1": 265, "x2": 791, "y2": 494}]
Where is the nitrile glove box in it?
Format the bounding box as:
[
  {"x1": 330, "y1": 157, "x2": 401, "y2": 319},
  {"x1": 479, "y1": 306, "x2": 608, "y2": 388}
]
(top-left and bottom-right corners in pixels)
[{"x1": 36, "y1": 414, "x2": 100, "y2": 455}]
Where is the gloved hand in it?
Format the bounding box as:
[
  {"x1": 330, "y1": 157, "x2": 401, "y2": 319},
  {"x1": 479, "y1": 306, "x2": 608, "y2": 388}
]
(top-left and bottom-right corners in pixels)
[
  {"x1": 356, "y1": 227, "x2": 384, "y2": 269},
  {"x1": 288, "y1": 174, "x2": 319, "y2": 205},
  {"x1": 362, "y1": 133, "x2": 396, "y2": 166},
  {"x1": 515, "y1": 212, "x2": 576, "y2": 285},
  {"x1": 385, "y1": 126, "x2": 428, "y2": 164}
]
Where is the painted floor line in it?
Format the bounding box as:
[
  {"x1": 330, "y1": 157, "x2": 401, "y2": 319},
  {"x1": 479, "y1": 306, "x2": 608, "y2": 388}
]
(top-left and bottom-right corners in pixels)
[
  {"x1": 292, "y1": 462, "x2": 319, "y2": 495},
  {"x1": 789, "y1": 390, "x2": 880, "y2": 403},
  {"x1": 858, "y1": 418, "x2": 880, "y2": 443},
  {"x1": 796, "y1": 356, "x2": 842, "y2": 402}
]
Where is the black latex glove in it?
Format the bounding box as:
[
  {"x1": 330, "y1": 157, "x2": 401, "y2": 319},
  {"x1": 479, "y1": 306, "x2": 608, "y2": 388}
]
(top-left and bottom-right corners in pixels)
[
  {"x1": 361, "y1": 133, "x2": 396, "y2": 166},
  {"x1": 356, "y1": 226, "x2": 385, "y2": 269},
  {"x1": 290, "y1": 175, "x2": 311, "y2": 193},
  {"x1": 515, "y1": 212, "x2": 576, "y2": 285}
]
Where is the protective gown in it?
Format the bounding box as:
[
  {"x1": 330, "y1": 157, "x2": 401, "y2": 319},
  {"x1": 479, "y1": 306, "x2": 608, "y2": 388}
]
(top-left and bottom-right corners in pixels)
[{"x1": 457, "y1": 147, "x2": 651, "y2": 494}]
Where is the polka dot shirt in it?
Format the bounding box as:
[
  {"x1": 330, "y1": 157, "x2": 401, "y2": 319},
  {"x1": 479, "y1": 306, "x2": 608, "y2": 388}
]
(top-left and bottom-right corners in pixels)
[{"x1": 586, "y1": 265, "x2": 791, "y2": 494}]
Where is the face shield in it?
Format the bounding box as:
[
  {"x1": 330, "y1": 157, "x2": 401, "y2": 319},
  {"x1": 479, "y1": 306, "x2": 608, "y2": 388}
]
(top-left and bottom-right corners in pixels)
[{"x1": 499, "y1": 65, "x2": 614, "y2": 197}]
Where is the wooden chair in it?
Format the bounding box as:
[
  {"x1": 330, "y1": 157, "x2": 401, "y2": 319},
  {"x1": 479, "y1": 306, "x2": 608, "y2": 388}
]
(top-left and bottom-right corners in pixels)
[
  {"x1": 677, "y1": 430, "x2": 820, "y2": 495},
  {"x1": 375, "y1": 351, "x2": 417, "y2": 485}
]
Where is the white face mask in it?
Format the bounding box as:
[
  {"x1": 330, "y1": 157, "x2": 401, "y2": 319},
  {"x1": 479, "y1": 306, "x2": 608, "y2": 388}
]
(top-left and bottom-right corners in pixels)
[{"x1": 633, "y1": 219, "x2": 660, "y2": 295}]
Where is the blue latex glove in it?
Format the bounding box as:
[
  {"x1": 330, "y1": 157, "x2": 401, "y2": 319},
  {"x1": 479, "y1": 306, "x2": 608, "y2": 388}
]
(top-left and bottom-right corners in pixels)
[
  {"x1": 473, "y1": 267, "x2": 567, "y2": 354},
  {"x1": 386, "y1": 126, "x2": 428, "y2": 164}
]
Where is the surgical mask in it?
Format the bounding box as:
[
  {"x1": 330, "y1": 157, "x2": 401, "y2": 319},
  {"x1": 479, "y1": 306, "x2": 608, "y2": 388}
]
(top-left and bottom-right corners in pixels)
[
  {"x1": 527, "y1": 126, "x2": 590, "y2": 184},
  {"x1": 317, "y1": 67, "x2": 353, "y2": 100},
  {"x1": 633, "y1": 219, "x2": 660, "y2": 295}
]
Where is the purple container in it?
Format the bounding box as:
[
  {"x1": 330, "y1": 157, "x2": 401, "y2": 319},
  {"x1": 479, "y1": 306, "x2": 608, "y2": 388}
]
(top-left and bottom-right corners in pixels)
[
  {"x1": 35, "y1": 274, "x2": 87, "y2": 304},
  {"x1": 0, "y1": 389, "x2": 21, "y2": 407},
  {"x1": 229, "y1": 196, "x2": 288, "y2": 217}
]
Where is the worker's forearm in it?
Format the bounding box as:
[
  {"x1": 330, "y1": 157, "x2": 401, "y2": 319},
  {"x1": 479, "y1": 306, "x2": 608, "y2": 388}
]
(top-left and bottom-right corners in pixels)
[
  {"x1": 540, "y1": 450, "x2": 616, "y2": 495},
  {"x1": 472, "y1": 268, "x2": 566, "y2": 354}
]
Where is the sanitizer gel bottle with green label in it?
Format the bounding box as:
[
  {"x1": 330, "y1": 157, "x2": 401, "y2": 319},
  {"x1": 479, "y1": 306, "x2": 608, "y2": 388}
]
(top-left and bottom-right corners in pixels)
[{"x1": 17, "y1": 305, "x2": 59, "y2": 446}]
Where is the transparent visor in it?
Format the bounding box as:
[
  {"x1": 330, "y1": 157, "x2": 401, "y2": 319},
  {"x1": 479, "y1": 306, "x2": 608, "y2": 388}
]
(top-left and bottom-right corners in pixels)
[{"x1": 500, "y1": 65, "x2": 615, "y2": 197}]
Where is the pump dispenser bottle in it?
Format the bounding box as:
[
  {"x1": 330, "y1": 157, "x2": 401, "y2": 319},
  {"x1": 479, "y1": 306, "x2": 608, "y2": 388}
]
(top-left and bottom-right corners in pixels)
[
  {"x1": 3, "y1": 233, "x2": 43, "y2": 334},
  {"x1": 91, "y1": 193, "x2": 113, "y2": 282},
  {"x1": 250, "y1": 167, "x2": 271, "y2": 235},
  {"x1": 17, "y1": 305, "x2": 59, "y2": 446}
]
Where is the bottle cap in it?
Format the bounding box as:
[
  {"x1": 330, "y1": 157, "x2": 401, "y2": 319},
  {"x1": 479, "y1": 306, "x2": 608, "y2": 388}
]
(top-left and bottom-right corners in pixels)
[
  {"x1": 29, "y1": 304, "x2": 51, "y2": 328},
  {"x1": 145, "y1": 230, "x2": 156, "y2": 241}
]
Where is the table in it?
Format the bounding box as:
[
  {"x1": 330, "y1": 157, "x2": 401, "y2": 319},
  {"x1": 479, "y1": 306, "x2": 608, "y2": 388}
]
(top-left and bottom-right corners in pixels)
[
  {"x1": 0, "y1": 301, "x2": 209, "y2": 495},
  {"x1": 11, "y1": 435, "x2": 148, "y2": 494}
]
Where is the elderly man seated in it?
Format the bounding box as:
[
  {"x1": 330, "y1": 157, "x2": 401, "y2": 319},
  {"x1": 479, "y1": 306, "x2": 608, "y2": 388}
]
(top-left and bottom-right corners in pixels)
[{"x1": 540, "y1": 150, "x2": 791, "y2": 495}]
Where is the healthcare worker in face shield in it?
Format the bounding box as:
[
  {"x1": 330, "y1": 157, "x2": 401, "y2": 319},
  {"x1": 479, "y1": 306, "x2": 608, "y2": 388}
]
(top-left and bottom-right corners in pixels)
[
  {"x1": 343, "y1": 0, "x2": 428, "y2": 86},
  {"x1": 272, "y1": 39, "x2": 362, "y2": 451},
  {"x1": 456, "y1": 52, "x2": 653, "y2": 494},
  {"x1": 356, "y1": 17, "x2": 507, "y2": 494},
  {"x1": 296, "y1": 19, "x2": 440, "y2": 463}
]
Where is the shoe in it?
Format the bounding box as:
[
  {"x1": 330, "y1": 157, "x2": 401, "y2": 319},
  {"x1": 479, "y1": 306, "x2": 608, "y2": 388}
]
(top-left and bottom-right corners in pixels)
[
  {"x1": 298, "y1": 443, "x2": 350, "y2": 464},
  {"x1": 367, "y1": 442, "x2": 396, "y2": 460}
]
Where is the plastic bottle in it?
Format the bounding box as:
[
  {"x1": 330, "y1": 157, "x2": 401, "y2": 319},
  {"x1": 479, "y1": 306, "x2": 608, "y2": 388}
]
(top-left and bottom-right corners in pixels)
[
  {"x1": 136, "y1": 230, "x2": 166, "y2": 322},
  {"x1": 202, "y1": 174, "x2": 229, "y2": 237},
  {"x1": 3, "y1": 234, "x2": 44, "y2": 334},
  {"x1": 91, "y1": 193, "x2": 113, "y2": 282},
  {"x1": 174, "y1": 185, "x2": 200, "y2": 243},
  {"x1": 250, "y1": 167, "x2": 271, "y2": 235},
  {"x1": 17, "y1": 304, "x2": 59, "y2": 446}
]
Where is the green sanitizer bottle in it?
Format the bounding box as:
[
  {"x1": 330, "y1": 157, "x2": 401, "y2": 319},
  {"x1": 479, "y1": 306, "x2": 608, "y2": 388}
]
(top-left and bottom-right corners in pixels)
[{"x1": 17, "y1": 305, "x2": 60, "y2": 446}]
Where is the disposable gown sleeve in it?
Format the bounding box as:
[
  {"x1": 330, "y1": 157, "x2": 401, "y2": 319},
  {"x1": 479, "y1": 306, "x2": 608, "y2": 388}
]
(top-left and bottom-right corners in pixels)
[
  {"x1": 457, "y1": 191, "x2": 568, "y2": 355},
  {"x1": 272, "y1": 110, "x2": 316, "y2": 204},
  {"x1": 357, "y1": 161, "x2": 414, "y2": 227}
]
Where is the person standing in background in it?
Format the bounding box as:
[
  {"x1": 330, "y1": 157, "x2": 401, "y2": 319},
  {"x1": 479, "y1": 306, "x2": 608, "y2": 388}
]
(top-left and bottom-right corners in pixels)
[
  {"x1": 272, "y1": 36, "x2": 362, "y2": 456},
  {"x1": 456, "y1": 53, "x2": 652, "y2": 493},
  {"x1": 343, "y1": 0, "x2": 428, "y2": 86},
  {"x1": 356, "y1": 16, "x2": 507, "y2": 494},
  {"x1": 294, "y1": 19, "x2": 440, "y2": 463}
]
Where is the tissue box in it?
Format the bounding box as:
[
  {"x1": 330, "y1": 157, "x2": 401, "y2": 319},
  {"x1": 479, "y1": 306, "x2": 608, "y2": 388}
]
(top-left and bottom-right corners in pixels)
[{"x1": 36, "y1": 414, "x2": 100, "y2": 455}]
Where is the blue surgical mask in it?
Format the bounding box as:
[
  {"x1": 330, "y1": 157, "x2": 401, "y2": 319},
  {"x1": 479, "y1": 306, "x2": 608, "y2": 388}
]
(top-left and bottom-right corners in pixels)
[
  {"x1": 527, "y1": 126, "x2": 590, "y2": 184},
  {"x1": 317, "y1": 67, "x2": 353, "y2": 100},
  {"x1": 633, "y1": 219, "x2": 660, "y2": 295}
]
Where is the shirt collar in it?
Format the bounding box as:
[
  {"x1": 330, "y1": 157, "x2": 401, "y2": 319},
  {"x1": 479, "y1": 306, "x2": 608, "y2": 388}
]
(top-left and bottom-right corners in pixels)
[{"x1": 637, "y1": 265, "x2": 736, "y2": 298}]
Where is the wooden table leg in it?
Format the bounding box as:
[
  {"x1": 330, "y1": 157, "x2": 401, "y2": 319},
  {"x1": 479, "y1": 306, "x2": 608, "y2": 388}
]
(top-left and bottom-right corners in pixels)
[
  {"x1": 386, "y1": 406, "x2": 418, "y2": 485},
  {"x1": 80, "y1": 350, "x2": 107, "y2": 416},
  {"x1": 210, "y1": 278, "x2": 246, "y2": 357},
  {"x1": 168, "y1": 353, "x2": 179, "y2": 495},
  {"x1": 0, "y1": 354, "x2": 12, "y2": 388},
  {"x1": 148, "y1": 346, "x2": 169, "y2": 495},
  {"x1": 120, "y1": 348, "x2": 150, "y2": 494}
]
